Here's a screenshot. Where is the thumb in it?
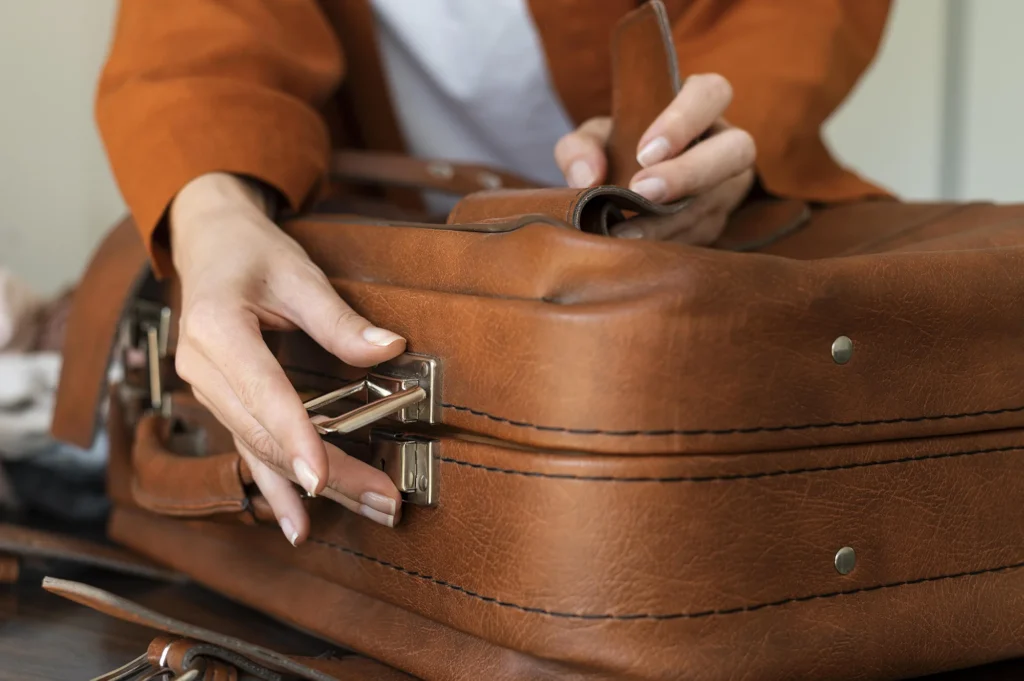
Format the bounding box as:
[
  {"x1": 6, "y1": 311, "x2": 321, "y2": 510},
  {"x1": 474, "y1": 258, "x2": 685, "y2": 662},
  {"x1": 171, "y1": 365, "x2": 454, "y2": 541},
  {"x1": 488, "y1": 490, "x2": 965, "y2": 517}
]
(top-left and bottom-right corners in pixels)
[
  {"x1": 554, "y1": 117, "x2": 612, "y2": 188},
  {"x1": 283, "y1": 266, "x2": 406, "y2": 368}
]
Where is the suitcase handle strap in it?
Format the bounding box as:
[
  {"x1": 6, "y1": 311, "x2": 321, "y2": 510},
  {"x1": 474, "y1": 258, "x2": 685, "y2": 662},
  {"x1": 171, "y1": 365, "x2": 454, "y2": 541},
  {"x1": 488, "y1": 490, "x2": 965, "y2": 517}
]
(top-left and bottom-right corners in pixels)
[{"x1": 42, "y1": 577, "x2": 367, "y2": 681}]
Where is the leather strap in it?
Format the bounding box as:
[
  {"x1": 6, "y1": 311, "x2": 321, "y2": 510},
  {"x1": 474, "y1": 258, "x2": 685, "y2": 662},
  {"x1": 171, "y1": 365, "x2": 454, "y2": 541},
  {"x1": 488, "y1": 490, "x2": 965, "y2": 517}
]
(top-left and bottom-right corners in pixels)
[
  {"x1": 0, "y1": 523, "x2": 182, "y2": 582},
  {"x1": 50, "y1": 217, "x2": 150, "y2": 449},
  {"x1": 329, "y1": 150, "x2": 539, "y2": 196},
  {"x1": 44, "y1": 577, "x2": 415, "y2": 681},
  {"x1": 606, "y1": 0, "x2": 681, "y2": 187}
]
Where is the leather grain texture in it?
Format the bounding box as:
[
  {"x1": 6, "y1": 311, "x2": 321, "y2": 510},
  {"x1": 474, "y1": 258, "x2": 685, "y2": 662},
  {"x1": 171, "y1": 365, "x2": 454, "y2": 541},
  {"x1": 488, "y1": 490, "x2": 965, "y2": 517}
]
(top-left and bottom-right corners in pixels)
[{"x1": 53, "y1": 2, "x2": 1024, "y2": 679}]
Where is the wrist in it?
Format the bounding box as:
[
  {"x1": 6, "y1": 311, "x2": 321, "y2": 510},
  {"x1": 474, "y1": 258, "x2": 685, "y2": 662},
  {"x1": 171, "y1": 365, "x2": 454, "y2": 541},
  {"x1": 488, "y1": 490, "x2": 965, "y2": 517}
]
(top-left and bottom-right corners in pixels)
[{"x1": 168, "y1": 173, "x2": 274, "y2": 273}]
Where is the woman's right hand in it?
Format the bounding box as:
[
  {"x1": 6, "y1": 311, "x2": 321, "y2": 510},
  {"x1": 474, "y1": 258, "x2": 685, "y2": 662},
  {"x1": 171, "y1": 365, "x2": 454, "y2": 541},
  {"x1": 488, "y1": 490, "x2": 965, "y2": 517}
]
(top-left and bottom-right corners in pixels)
[{"x1": 168, "y1": 172, "x2": 406, "y2": 546}]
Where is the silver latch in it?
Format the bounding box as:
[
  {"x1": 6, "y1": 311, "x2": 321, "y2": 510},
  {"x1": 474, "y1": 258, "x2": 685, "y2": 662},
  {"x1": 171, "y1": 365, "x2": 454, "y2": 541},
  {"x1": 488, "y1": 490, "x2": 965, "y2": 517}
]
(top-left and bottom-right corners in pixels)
[
  {"x1": 303, "y1": 353, "x2": 441, "y2": 435},
  {"x1": 371, "y1": 430, "x2": 439, "y2": 506},
  {"x1": 119, "y1": 300, "x2": 172, "y2": 415}
]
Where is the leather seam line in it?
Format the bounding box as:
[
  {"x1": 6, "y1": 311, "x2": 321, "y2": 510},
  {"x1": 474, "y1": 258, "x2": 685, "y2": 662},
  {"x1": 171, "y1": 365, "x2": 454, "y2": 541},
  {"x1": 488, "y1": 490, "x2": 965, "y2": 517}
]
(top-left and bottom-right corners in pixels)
[
  {"x1": 305, "y1": 538, "x2": 1024, "y2": 620},
  {"x1": 440, "y1": 401, "x2": 1024, "y2": 436},
  {"x1": 437, "y1": 444, "x2": 1023, "y2": 481}
]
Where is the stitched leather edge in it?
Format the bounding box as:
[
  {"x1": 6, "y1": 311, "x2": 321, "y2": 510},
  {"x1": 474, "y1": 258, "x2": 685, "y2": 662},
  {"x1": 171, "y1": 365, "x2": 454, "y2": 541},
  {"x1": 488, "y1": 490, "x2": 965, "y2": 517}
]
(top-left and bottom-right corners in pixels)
[
  {"x1": 306, "y1": 537, "x2": 1024, "y2": 621},
  {"x1": 438, "y1": 444, "x2": 1023, "y2": 482},
  {"x1": 441, "y1": 401, "x2": 1024, "y2": 436}
]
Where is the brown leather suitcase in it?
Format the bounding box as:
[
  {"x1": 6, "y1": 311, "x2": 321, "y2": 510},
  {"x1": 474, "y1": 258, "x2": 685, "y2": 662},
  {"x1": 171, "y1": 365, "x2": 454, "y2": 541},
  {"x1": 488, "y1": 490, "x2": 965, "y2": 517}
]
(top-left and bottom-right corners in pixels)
[{"x1": 49, "y1": 2, "x2": 1024, "y2": 680}]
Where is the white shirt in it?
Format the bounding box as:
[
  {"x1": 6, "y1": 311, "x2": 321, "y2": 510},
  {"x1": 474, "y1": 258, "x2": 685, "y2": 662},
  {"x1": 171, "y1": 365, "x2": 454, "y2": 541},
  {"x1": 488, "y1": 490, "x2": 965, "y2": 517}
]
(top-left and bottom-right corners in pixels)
[{"x1": 369, "y1": 0, "x2": 574, "y2": 212}]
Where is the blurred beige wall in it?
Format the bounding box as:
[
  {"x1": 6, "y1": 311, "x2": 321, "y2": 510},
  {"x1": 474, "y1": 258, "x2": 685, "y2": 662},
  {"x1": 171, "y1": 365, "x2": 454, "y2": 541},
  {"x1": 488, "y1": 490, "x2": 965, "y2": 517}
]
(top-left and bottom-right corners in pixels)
[
  {"x1": 0, "y1": 0, "x2": 125, "y2": 296},
  {"x1": 0, "y1": 0, "x2": 1017, "y2": 295}
]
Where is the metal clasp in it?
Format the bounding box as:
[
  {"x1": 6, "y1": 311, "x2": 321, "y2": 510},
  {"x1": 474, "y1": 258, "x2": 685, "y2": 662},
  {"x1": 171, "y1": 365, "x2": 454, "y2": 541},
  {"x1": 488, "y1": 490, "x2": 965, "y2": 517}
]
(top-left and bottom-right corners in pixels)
[
  {"x1": 372, "y1": 430, "x2": 439, "y2": 506},
  {"x1": 302, "y1": 353, "x2": 442, "y2": 506},
  {"x1": 302, "y1": 353, "x2": 440, "y2": 434},
  {"x1": 118, "y1": 300, "x2": 172, "y2": 415}
]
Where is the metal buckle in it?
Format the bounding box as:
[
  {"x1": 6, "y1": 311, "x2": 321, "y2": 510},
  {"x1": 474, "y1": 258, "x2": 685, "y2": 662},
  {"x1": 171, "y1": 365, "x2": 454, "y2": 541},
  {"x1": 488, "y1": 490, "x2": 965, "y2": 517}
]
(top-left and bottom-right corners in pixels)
[
  {"x1": 302, "y1": 353, "x2": 440, "y2": 433},
  {"x1": 303, "y1": 353, "x2": 441, "y2": 506},
  {"x1": 118, "y1": 300, "x2": 172, "y2": 416}
]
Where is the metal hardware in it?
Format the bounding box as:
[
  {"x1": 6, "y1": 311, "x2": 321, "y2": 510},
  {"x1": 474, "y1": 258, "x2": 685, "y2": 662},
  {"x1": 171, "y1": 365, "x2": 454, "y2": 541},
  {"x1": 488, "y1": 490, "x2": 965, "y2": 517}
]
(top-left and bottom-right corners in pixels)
[
  {"x1": 119, "y1": 300, "x2": 172, "y2": 415},
  {"x1": 370, "y1": 353, "x2": 440, "y2": 423},
  {"x1": 427, "y1": 162, "x2": 455, "y2": 180},
  {"x1": 371, "y1": 430, "x2": 439, "y2": 506},
  {"x1": 831, "y1": 336, "x2": 854, "y2": 365},
  {"x1": 834, "y1": 546, "x2": 856, "y2": 575},
  {"x1": 303, "y1": 353, "x2": 440, "y2": 435},
  {"x1": 476, "y1": 171, "x2": 503, "y2": 189},
  {"x1": 90, "y1": 654, "x2": 151, "y2": 681}
]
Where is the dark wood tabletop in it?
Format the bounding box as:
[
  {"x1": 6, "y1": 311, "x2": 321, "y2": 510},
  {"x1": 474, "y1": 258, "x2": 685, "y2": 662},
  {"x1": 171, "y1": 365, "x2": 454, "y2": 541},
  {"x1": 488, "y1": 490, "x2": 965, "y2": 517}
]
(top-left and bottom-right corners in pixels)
[
  {"x1": 1, "y1": 558, "x2": 1021, "y2": 681},
  {"x1": 0, "y1": 561, "x2": 335, "y2": 681}
]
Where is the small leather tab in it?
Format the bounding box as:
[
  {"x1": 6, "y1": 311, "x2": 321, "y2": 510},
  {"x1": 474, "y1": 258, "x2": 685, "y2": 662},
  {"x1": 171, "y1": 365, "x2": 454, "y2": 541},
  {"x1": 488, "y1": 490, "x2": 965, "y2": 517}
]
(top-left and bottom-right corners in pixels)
[
  {"x1": 713, "y1": 199, "x2": 812, "y2": 252},
  {"x1": 606, "y1": 0, "x2": 681, "y2": 187}
]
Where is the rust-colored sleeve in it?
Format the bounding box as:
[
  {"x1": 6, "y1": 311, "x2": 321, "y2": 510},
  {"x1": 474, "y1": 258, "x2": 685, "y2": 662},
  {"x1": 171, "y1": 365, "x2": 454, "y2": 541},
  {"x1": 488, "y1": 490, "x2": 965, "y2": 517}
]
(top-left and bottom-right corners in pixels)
[
  {"x1": 95, "y1": 0, "x2": 344, "y2": 275},
  {"x1": 666, "y1": 0, "x2": 894, "y2": 202}
]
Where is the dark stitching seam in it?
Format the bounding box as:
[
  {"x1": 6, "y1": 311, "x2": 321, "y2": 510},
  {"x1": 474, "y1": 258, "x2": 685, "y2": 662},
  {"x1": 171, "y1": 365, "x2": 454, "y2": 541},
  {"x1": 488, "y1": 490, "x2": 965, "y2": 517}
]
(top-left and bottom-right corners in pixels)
[
  {"x1": 440, "y1": 401, "x2": 1024, "y2": 436},
  {"x1": 305, "y1": 537, "x2": 1024, "y2": 620},
  {"x1": 282, "y1": 364, "x2": 1024, "y2": 436},
  {"x1": 438, "y1": 444, "x2": 1024, "y2": 482}
]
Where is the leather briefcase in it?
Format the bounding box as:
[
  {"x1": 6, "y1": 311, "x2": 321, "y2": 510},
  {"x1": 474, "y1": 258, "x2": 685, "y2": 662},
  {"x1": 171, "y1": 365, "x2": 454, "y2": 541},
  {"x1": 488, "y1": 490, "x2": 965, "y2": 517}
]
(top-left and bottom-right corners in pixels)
[{"x1": 48, "y1": 2, "x2": 1024, "y2": 679}]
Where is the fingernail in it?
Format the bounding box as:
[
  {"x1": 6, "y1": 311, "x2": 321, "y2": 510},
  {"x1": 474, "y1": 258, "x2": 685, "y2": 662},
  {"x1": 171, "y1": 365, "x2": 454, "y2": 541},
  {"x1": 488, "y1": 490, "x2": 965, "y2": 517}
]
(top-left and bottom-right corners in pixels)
[
  {"x1": 361, "y1": 491, "x2": 397, "y2": 516},
  {"x1": 616, "y1": 226, "x2": 645, "y2": 240},
  {"x1": 362, "y1": 326, "x2": 404, "y2": 347},
  {"x1": 280, "y1": 517, "x2": 299, "y2": 546},
  {"x1": 293, "y1": 459, "x2": 320, "y2": 497},
  {"x1": 637, "y1": 137, "x2": 671, "y2": 167},
  {"x1": 630, "y1": 177, "x2": 668, "y2": 203},
  {"x1": 359, "y1": 505, "x2": 396, "y2": 528},
  {"x1": 567, "y1": 160, "x2": 594, "y2": 188}
]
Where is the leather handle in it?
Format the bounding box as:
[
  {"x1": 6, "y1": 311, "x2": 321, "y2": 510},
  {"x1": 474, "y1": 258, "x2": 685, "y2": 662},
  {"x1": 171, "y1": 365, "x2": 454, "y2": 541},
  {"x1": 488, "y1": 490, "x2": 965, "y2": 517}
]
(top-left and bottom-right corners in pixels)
[{"x1": 130, "y1": 411, "x2": 271, "y2": 523}]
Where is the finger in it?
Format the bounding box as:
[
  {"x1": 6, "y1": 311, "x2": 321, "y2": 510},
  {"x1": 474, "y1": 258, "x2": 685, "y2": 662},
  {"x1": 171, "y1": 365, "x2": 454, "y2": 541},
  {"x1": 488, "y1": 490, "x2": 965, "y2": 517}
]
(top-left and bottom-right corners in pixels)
[
  {"x1": 629, "y1": 127, "x2": 755, "y2": 204},
  {"x1": 612, "y1": 168, "x2": 753, "y2": 242},
  {"x1": 636, "y1": 73, "x2": 734, "y2": 168},
  {"x1": 235, "y1": 436, "x2": 311, "y2": 546},
  {"x1": 669, "y1": 170, "x2": 755, "y2": 246},
  {"x1": 176, "y1": 315, "x2": 327, "y2": 498},
  {"x1": 183, "y1": 345, "x2": 401, "y2": 528},
  {"x1": 274, "y1": 262, "x2": 406, "y2": 370},
  {"x1": 189, "y1": 379, "x2": 311, "y2": 545},
  {"x1": 554, "y1": 117, "x2": 612, "y2": 188},
  {"x1": 317, "y1": 440, "x2": 402, "y2": 528}
]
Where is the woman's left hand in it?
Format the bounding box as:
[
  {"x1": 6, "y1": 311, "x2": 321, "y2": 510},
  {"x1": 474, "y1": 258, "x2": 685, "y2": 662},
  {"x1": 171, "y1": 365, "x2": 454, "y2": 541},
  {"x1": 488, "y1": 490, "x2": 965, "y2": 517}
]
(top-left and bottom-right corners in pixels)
[{"x1": 554, "y1": 73, "x2": 756, "y2": 244}]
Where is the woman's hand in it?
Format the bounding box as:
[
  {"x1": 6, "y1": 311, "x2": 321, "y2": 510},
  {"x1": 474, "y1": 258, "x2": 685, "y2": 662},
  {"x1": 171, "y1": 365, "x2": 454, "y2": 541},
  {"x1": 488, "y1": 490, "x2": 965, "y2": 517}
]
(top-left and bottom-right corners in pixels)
[
  {"x1": 169, "y1": 173, "x2": 406, "y2": 546},
  {"x1": 555, "y1": 73, "x2": 756, "y2": 244}
]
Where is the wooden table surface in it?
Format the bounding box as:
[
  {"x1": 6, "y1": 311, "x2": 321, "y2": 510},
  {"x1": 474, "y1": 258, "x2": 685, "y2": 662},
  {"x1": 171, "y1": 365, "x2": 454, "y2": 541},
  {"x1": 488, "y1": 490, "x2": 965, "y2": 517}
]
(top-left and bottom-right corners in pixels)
[
  {"x1": 0, "y1": 560, "x2": 336, "y2": 681},
  {"x1": 0, "y1": 559, "x2": 1021, "y2": 681}
]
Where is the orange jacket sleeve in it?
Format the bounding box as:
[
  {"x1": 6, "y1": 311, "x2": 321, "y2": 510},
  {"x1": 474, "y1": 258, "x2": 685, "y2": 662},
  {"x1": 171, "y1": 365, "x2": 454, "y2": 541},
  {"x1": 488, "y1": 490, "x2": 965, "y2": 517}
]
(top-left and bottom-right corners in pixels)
[
  {"x1": 95, "y1": 0, "x2": 343, "y2": 275},
  {"x1": 667, "y1": 0, "x2": 894, "y2": 201}
]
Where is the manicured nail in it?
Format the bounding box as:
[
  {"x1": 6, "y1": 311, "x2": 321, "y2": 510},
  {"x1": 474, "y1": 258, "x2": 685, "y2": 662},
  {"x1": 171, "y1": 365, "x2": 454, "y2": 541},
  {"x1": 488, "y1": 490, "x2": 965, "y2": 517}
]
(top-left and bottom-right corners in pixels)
[
  {"x1": 359, "y1": 505, "x2": 396, "y2": 528},
  {"x1": 280, "y1": 517, "x2": 299, "y2": 546},
  {"x1": 293, "y1": 459, "x2": 319, "y2": 497},
  {"x1": 361, "y1": 491, "x2": 396, "y2": 516},
  {"x1": 616, "y1": 226, "x2": 645, "y2": 240},
  {"x1": 637, "y1": 137, "x2": 671, "y2": 167},
  {"x1": 567, "y1": 160, "x2": 594, "y2": 188},
  {"x1": 630, "y1": 177, "x2": 668, "y2": 203},
  {"x1": 362, "y1": 326, "x2": 404, "y2": 347}
]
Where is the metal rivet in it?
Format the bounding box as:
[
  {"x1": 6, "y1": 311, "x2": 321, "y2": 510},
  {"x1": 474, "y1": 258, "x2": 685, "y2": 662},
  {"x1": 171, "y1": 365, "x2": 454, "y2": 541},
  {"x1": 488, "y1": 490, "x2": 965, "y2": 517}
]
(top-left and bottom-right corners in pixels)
[
  {"x1": 477, "y1": 171, "x2": 502, "y2": 190},
  {"x1": 834, "y1": 546, "x2": 856, "y2": 575},
  {"x1": 831, "y1": 336, "x2": 854, "y2": 365},
  {"x1": 417, "y1": 475, "x2": 428, "y2": 492},
  {"x1": 405, "y1": 471, "x2": 416, "y2": 489},
  {"x1": 427, "y1": 162, "x2": 454, "y2": 180}
]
